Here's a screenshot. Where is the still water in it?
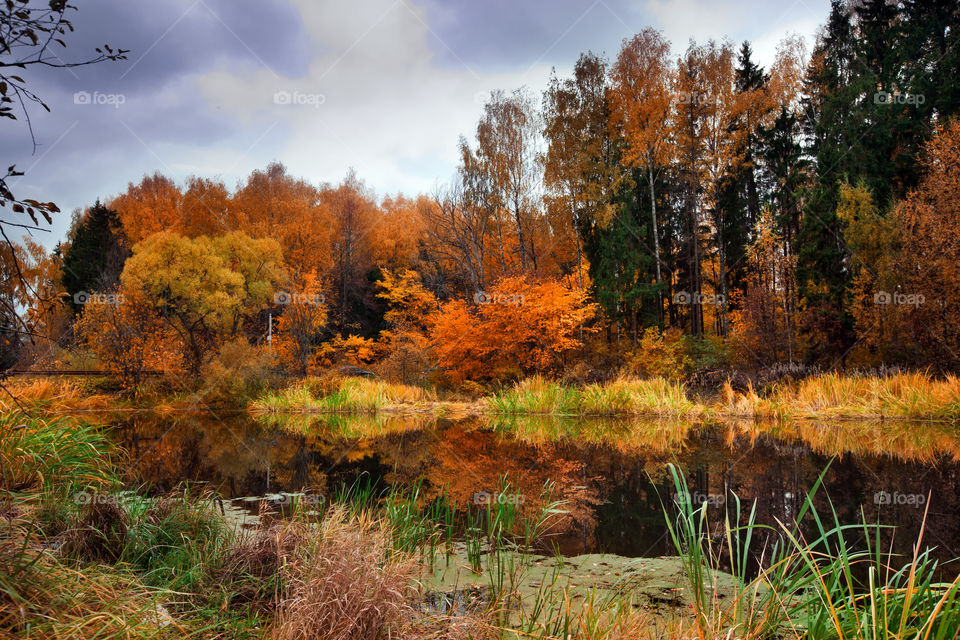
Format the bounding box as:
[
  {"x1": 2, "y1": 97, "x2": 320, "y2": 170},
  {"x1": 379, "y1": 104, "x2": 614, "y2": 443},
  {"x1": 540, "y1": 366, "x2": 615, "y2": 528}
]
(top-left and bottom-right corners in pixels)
[{"x1": 89, "y1": 411, "x2": 960, "y2": 563}]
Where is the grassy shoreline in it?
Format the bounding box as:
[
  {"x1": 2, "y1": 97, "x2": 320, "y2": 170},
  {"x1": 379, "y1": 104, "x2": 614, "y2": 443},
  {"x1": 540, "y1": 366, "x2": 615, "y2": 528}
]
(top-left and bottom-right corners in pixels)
[
  {"x1": 247, "y1": 371, "x2": 960, "y2": 423},
  {"x1": 4, "y1": 411, "x2": 960, "y2": 637},
  {"x1": 4, "y1": 370, "x2": 959, "y2": 423},
  {"x1": 0, "y1": 412, "x2": 707, "y2": 637}
]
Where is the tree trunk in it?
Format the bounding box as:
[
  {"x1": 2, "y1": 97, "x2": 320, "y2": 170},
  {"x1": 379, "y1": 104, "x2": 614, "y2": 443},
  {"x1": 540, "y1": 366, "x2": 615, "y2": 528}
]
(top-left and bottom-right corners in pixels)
[
  {"x1": 513, "y1": 202, "x2": 527, "y2": 271},
  {"x1": 716, "y1": 187, "x2": 728, "y2": 337},
  {"x1": 571, "y1": 188, "x2": 583, "y2": 288},
  {"x1": 648, "y1": 159, "x2": 663, "y2": 327},
  {"x1": 495, "y1": 216, "x2": 507, "y2": 276}
]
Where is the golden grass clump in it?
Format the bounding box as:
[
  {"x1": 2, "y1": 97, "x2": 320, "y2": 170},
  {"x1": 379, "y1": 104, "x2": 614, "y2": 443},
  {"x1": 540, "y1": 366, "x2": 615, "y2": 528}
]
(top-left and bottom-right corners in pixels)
[
  {"x1": 759, "y1": 372, "x2": 960, "y2": 421},
  {"x1": 272, "y1": 506, "x2": 418, "y2": 640},
  {"x1": 607, "y1": 377, "x2": 702, "y2": 417},
  {"x1": 492, "y1": 376, "x2": 579, "y2": 414},
  {"x1": 0, "y1": 542, "x2": 182, "y2": 638},
  {"x1": 250, "y1": 376, "x2": 435, "y2": 414},
  {"x1": 492, "y1": 376, "x2": 703, "y2": 418},
  {"x1": 336, "y1": 376, "x2": 434, "y2": 408},
  {"x1": 0, "y1": 377, "x2": 114, "y2": 413}
]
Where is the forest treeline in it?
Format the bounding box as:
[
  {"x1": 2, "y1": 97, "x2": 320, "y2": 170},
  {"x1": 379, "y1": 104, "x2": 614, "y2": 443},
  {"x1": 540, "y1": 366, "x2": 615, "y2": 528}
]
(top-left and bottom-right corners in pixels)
[{"x1": 4, "y1": 0, "x2": 960, "y2": 385}]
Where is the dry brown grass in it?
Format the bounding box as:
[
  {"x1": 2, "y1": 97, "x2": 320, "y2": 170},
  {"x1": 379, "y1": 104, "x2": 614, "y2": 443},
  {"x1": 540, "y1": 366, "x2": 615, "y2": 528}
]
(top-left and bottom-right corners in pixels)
[
  {"x1": 214, "y1": 520, "x2": 304, "y2": 612},
  {"x1": 62, "y1": 498, "x2": 130, "y2": 564},
  {"x1": 0, "y1": 542, "x2": 183, "y2": 639},
  {"x1": 721, "y1": 372, "x2": 960, "y2": 422},
  {"x1": 0, "y1": 378, "x2": 115, "y2": 413},
  {"x1": 271, "y1": 507, "x2": 417, "y2": 640},
  {"x1": 215, "y1": 507, "x2": 501, "y2": 639}
]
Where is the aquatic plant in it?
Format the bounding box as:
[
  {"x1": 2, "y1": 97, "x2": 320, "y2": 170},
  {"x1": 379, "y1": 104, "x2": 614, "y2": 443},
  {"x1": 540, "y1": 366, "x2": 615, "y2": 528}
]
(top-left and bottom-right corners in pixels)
[
  {"x1": 0, "y1": 412, "x2": 116, "y2": 497},
  {"x1": 664, "y1": 462, "x2": 960, "y2": 639}
]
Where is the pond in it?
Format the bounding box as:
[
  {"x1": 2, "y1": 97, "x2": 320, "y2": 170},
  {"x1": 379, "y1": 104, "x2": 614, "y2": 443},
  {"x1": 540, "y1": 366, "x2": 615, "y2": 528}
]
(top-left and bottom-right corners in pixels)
[{"x1": 87, "y1": 410, "x2": 960, "y2": 565}]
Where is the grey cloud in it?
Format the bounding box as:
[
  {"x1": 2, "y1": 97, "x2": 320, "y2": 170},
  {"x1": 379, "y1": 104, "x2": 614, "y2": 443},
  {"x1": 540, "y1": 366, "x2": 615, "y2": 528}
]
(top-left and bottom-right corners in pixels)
[{"x1": 2, "y1": 0, "x2": 828, "y2": 251}]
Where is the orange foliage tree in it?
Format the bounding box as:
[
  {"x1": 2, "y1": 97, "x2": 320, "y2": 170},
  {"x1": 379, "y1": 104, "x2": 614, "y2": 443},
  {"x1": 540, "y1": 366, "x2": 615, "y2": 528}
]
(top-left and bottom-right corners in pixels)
[
  {"x1": 376, "y1": 269, "x2": 437, "y2": 382},
  {"x1": 373, "y1": 196, "x2": 427, "y2": 270},
  {"x1": 110, "y1": 173, "x2": 183, "y2": 244},
  {"x1": 180, "y1": 176, "x2": 238, "y2": 237},
  {"x1": 232, "y1": 163, "x2": 333, "y2": 284},
  {"x1": 728, "y1": 208, "x2": 796, "y2": 366},
  {"x1": 0, "y1": 238, "x2": 71, "y2": 367},
  {"x1": 273, "y1": 271, "x2": 328, "y2": 374},
  {"x1": 431, "y1": 275, "x2": 596, "y2": 382},
  {"x1": 543, "y1": 52, "x2": 620, "y2": 287},
  {"x1": 315, "y1": 334, "x2": 378, "y2": 369},
  {"x1": 74, "y1": 288, "x2": 182, "y2": 384},
  {"x1": 609, "y1": 29, "x2": 674, "y2": 303},
  {"x1": 887, "y1": 120, "x2": 960, "y2": 366}
]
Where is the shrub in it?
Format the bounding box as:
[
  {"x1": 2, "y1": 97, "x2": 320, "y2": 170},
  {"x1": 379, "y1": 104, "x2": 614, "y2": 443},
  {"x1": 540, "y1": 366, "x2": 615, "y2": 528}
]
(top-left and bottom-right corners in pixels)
[
  {"x1": 431, "y1": 275, "x2": 597, "y2": 383},
  {"x1": 272, "y1": 507, "x2": 417, "y2": 640},
  {"x1": 623, "y1": 327, "x2": 692, "y2": 381},
  {"x1": 312, "y1": 334, "x2": 378, "y2": 369},
  {"x1": 199, "y1": 339, "x2": 277, "y2": 402}
]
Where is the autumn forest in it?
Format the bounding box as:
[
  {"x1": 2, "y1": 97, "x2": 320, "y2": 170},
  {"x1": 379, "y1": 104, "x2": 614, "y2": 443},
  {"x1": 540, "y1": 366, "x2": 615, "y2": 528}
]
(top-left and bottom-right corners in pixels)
[
  {"x1": 1, "y1": 0, "x2": 956, "y2": 388},
  {"x1": 4, "y1": 0, "x2": 960, "y2": 638}
]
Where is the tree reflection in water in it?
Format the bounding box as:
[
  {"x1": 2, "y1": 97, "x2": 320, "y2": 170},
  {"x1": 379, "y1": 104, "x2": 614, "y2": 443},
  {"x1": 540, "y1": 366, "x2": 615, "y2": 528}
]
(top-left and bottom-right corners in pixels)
[{"x1": 97, "y1": 411, "x2": 960, "y2": 563}]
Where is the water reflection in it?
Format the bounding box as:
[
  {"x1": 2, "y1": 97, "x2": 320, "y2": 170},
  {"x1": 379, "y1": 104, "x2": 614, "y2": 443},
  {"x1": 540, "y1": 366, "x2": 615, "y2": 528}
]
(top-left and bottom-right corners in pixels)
[{"x1": 97, "y1": 411, "x2": 960, "y2": 562}]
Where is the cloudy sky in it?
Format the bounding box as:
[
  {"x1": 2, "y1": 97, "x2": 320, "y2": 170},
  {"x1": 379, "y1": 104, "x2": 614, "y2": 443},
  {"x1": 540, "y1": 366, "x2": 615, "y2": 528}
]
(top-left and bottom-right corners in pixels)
[{"x1": 5, "y1": 0, "x2": 829, "y2": 247}]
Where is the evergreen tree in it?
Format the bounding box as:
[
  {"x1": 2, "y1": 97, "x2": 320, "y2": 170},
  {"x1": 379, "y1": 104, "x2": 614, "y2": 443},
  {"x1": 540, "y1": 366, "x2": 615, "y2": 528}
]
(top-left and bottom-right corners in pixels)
[
  {"x1": 61, "y1": 201, "x2": 129, "y2": 310},
  {"x1": 902, "y1": 0, "x2": 960, "y2": 125},
  {"x1": 795, "y1": 0, "x2": 856, "y2": 364},
  {"x1": 762, "y1": 108, "x2": 806, "y2": 246},
  {"x1": 584, "y1": 169, "x2": 659, "y2": 341},
  {"x1": 715, "y1": 41, "x2": 768, "y2": 305}
]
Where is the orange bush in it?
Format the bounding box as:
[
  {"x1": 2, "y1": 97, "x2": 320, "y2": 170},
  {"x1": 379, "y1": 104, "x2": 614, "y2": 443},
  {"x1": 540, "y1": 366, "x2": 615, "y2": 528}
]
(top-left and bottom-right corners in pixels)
[
  {"x1": 431, "y1": 275, "x2": 596, "y2": 382},
  {"x1": 73, "y1": 289, "x2": 183, "y2": 384}
]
